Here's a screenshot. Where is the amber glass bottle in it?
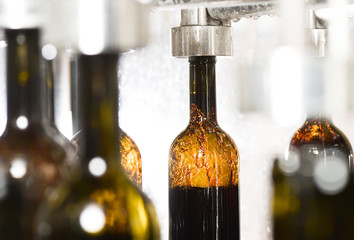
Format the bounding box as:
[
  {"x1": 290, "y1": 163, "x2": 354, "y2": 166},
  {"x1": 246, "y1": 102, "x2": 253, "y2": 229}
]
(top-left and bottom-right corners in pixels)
[
  {"x1": 119, "y1": 129, "x2": 142, "y2": 186},
  {"x1": 72, "y1": 127, "x2": 142, "y2": 187},
  {"x1": 36, "y1": 53, "x2": 159, "y2": 239},
  {"x1": 272, "y1": 116, "x2": 354, "y2": 240},
  {"x1": 0, "y1": 29, "x2": 68, "y2": 239},
  {"x1": 169, "y1": 56, "x2": 239, "y2": 240}
]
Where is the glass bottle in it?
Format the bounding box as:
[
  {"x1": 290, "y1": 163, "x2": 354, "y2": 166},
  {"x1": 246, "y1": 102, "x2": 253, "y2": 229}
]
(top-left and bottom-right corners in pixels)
[
  {"x1": 71, "y1": 55, "x2": 142, "y2": 187},
  {"x1": 36, "y1": 53, "x2": 160, "y2": 239},
  {"x1": 119, "y1": 129, "x2": 142, "y2": 186},
  {"x1": 72, "y1": 128, "x2": 142, "y2": 187},
  {"x1": 272, "y1": 57, "x2": 354, "y2": 239},
  {"x1": 0, "y1": 28, "x2": 68, "y2": 239},
  {"x1": 42, "y1": 56, "x2": 77, "y2": 170},
  {"x1": 169, "y1": 56, "x2": 240, "y2": 240},
  {"x1": 272, "y1": 116, "x2": 354, "y2": 239}
]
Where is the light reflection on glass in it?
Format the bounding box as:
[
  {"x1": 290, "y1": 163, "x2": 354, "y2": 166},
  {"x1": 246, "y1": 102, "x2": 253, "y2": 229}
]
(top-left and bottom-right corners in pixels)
[
  {"x1": 79, "y1": 203, "x2": 106, "y2": 234},
  {"x1": 37, "y1": 221, "x2": 52, "y2": 237},
  {"x1": 41, "y1": 44, "x2": 57, "y2": 61},
  {"x1": 9, "y1": 157, "x2": 27, "y2": 179},
  {"x1": 88, "y1": 157, "x2": 107, "y2": 177},
  {"x1": 280, "y1": 150, "x2": 300, "y2": 176},
  {"x1": 314, "y1": 155, "x2": 349, "y2": 195},
  {"x1": 0, "y1": 165, "x2": 7, "y2": 199},
  {"x1": 16, "y1": 115, "x2": 28, "y2": 130}
]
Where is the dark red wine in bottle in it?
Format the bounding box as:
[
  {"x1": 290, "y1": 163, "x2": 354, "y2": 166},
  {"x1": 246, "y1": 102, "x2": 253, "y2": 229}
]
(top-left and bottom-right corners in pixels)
[{"x1": 169, "y1": 56, "x2": 240, "y2": 240}]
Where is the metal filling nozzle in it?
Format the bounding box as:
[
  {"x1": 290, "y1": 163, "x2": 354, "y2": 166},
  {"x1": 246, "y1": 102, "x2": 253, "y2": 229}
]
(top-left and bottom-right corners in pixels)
[{"x1": 171, "y1": 2, "x2": 276, "y2": 57}]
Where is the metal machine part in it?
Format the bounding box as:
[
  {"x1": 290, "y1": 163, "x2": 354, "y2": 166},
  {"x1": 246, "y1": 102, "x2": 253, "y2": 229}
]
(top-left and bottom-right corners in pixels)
[
  {"x1": 171, "y1": 0, "x2": 277, "y2": 57},
  {"x1": 170, "y1": 0, "x2": 354, "y2": 68},
  {"x1": 157, "y1": 0, "x2": 275, "y2": 8},
  {"x1": 305, "y1": 10, "x2": 327, "y2": 57},
  {"x1": 307, "y1": 29, "x2": 327, "y2": 57},
  {"x1": 42, "y1": 0, "x2": 151, "y2": 53},
  {"x1": 157, "y1": 0, "x2": 354, "y2": 8},
  {"x1": 172, "y1": 8, "x2": 233, "y2": 57},
  {"x1": 207, "y1": 4, "x2": 277, "y2": 21},
  {"x1": 308, "y1": 3, "x2": 354, "y2": 57}
]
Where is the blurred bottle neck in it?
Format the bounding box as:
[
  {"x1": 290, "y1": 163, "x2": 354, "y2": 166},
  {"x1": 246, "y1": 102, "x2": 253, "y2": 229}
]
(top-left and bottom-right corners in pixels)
[
  {"x1": 189, "y1": 56, "x2": 217, "y2": 124},
  {"x1": 5, "y1": 28, "x2": 43, "y2": 129},
  {"x1": 43, "y1": 58, "x2": 56, "y2": 127},
  {"x1": 77, "y1": 53, "x2": 121, "y2": 172},
  {"x1": 305, "y1": 114, "x2": 332, "y2": 123}
]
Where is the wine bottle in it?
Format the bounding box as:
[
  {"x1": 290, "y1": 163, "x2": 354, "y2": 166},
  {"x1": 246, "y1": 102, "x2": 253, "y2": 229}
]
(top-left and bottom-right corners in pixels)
[
  {"x1": 71, "y1": 55, "x2": 142, "y2": 187},
  {"x1": 72, "y1": 127, "x2": 142, "y2": 187},
  {"x1": 0, "y1": 28, "x2": 69, "y2": 239},
  {"x1": 119, "y1": 129, "x2": 142, "y2": 187},
  {"x1": 35, "y1": 53, "x2": 160, "y2": 239},
  {"x1": 272, "y1": 56, "x2": 354, "y2": 239},
  {"x1": 169, "y1": 56, "x2": 240, "y2": 240},
  {"x1": 272, "y1": 116, "x2": 354, "y2": 240},
  {"x1": 42, "y1": 56, "x2": 77, "y2": 170}
]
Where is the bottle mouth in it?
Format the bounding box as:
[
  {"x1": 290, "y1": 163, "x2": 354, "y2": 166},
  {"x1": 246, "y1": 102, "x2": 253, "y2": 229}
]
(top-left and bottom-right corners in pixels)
[{"x1": 189, "y1": 56, "x2": 216, "y2": 64}]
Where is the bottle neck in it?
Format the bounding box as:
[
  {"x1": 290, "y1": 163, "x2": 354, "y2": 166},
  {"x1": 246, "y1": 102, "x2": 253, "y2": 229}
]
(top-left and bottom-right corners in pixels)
[
  {"x1": 5, "y1": 28, "x2": 43, "y2": 129},
  {"x1": 189, "y1": 56, "x2": 217, "y2": 123},
  {"x1": 77, "y1": 53, "x2": 120, "y2": 171},
  {"x1": 305, "y1": 114, "x2": 332, "y2": 123},
  {"x1": 70, "y1": 54, "x2": 79, "y2": 134},
  {"x1": 43, "y1": 59, "x2": 56, "y2": 127}
]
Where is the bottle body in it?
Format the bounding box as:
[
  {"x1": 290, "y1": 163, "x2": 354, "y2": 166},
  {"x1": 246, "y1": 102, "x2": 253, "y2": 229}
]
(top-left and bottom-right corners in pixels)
[
  {"x1": 36, "y1": 164, "x2": 158, "y2": 239},
  {"x1": 36, "y1": 53, "x2": 159, "y2": 239},
  {"x1": 0, "y1": 28, "x2": 67, "y2": 239},
  {"x1": 169, "y1": 123, "x2": 239, "y2": 240},
  {"x1": 272, "y1": 117, "x2": 354, "y2": 240},
  {"x1": 169, "y1": 56, "x2": 239, "y2": 240}
]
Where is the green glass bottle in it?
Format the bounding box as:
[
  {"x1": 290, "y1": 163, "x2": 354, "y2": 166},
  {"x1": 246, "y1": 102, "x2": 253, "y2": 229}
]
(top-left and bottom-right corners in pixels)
[
  {"x1": 0, "y1": 28, "x2": 68, "y2": 239},
  {"x1": 272, "y1": 116, "x2": 354, "y2": 240},
  {"x1": 272, "y1": 57, "x2": 354, "y2": 239},
  {"x1": 36, "y1": 53, "x2": 160, "y2": 239},
  {"x1": 71, "y1": 55, "x2": 142, "y2": 187},
  {"x1": 169, "y1": 56, "x2": 240, "y2": 240}
]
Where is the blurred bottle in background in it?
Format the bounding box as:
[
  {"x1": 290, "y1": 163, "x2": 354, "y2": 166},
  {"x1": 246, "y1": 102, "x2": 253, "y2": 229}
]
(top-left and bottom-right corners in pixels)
[
  {"x1": 36, "y1": 53, "x2": 160, "y2": 239},
  {"x1": 71, "y1": 51, "x2": 143, "y2": 187},
  {"x1": 0, "y1": 28, "x2": 71, "y2": 239},
  {"x1": 42, "y1": 50, "x2": 78, "y2": 171},
  {"x1": 272, "y1": 57, "x2": 354, "y2": 240}
]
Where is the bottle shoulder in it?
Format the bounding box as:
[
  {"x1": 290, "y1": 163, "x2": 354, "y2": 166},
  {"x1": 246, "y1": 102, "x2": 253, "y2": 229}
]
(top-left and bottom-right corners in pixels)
[
  {"x1": 120, "y1": 129, "x2": 141, "y2": 159},
  {"x1": 119, "y1": 128, "x2": 142, "y2": 187},
  {"x1": 71, "y1": 129, "x2": 142, "y2": 187},
  {"x1": 285, "y1": 119, "x2": 353, "y2": 178},
  {"x1": 170, "y1": 121, "x2": 238, "y2": 153},
  {"x1": 37, "y1": 173, "x2": 160, "y2": 239},
  {"x1": 290, "y1": 119, "x2": 352, "y2": 153},
  {"x1": 0, "y1": 126, "x2": 68, "y2": 164},
  {"x1": 0, "y1": 127, "x2": 67, "y2": 207},
  {"x1": 169, "y1": 121, "x2": 239, "y2": 188},
  {"x1": 46, "y1": 124, "x2": 77, "y2": 153}
]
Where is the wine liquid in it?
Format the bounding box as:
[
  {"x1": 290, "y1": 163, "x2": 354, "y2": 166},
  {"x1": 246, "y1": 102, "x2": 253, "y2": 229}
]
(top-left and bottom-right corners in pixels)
[{"x1": 169, "y1": 186, "x2": 239, "y2": 240}]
